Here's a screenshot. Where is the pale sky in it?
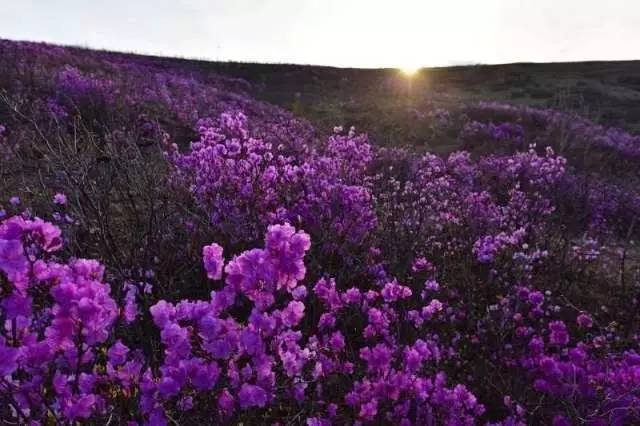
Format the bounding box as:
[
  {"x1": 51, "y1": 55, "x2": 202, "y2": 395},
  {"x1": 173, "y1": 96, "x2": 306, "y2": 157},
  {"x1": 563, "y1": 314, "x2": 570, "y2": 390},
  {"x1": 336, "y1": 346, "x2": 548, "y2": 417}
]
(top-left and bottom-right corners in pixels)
[{"x1": 3, "y1": 0, "x2": 640, "y2": 68}]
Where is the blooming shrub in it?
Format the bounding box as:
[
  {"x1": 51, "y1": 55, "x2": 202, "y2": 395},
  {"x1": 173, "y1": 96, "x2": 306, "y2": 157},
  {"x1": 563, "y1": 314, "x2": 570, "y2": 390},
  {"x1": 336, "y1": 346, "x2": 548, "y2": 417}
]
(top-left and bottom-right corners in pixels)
[
  {"x1": 0, "y1": 216, "x2": 120, "y2": 422},
  {"x1": 173, "y1": 111, "x2": 377, "y2": 258}
]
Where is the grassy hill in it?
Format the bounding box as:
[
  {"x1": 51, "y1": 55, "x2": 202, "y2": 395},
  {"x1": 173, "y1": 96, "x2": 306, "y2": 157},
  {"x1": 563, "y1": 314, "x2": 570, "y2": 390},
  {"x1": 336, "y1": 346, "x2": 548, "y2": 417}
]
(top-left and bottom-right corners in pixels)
[{"x1": 200, "y1": 60, "x2": 640, "y2": 143}]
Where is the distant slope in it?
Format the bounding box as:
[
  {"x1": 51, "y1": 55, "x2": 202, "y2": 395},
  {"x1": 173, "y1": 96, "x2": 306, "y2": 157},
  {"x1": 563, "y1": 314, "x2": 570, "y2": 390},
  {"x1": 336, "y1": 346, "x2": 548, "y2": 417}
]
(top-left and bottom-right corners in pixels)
[
  {"x1": 2, "y1": 38, "x2": 639, "y2": 148},
  {"x1": 192, "y1": 60, "x2": 640, "y2": 140}
]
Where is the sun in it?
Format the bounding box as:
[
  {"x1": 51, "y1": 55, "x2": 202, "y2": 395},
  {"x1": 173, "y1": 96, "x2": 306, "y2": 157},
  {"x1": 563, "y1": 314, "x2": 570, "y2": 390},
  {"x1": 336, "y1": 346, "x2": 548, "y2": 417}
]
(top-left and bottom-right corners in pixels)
[{"x1": 399, "y1": 65, "x2": 421, "y2": 77}]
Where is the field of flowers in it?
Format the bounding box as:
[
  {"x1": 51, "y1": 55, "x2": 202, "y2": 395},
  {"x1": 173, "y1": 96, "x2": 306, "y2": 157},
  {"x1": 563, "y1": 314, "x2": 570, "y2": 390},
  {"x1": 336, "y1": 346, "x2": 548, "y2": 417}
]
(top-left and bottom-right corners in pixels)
[{"x1": 1, "y1": 40, "x2": 640, "y2": 425}]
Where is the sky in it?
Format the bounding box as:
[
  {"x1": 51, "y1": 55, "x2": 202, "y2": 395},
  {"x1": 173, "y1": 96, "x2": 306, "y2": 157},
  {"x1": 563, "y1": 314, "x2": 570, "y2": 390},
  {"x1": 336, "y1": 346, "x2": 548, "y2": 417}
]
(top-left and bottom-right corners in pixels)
[{"x1": 3, "y1": 0, "x2": 640, "y2": 68}]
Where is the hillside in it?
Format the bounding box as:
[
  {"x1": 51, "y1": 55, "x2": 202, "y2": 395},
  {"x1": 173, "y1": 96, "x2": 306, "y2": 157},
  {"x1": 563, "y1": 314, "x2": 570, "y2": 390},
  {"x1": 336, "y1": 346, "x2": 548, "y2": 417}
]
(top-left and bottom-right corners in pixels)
[
  {"x1": 7, "y1": 39, "x2": 640, "y2": 145},
  {"x1": 1, "y1": 39, "x2": 640, "y2": 425},
  {"x1": 205, "y1": 59, "x2": 640, "y2": 141}
]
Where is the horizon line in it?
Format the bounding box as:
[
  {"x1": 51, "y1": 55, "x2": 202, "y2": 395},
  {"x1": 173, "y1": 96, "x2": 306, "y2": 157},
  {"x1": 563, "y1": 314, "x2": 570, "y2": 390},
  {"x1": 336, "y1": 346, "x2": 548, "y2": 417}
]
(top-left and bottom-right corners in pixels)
[{"x1": 4, "y1": 36, "x2": 640, "y2": 71}]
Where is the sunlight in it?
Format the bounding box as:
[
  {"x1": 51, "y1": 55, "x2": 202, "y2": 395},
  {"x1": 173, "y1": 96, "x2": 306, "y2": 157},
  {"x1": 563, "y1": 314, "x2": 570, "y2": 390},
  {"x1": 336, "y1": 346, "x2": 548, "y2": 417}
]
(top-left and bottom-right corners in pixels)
[{"x1": 399, "y1": 65, "x2": 420, "y2": 77}]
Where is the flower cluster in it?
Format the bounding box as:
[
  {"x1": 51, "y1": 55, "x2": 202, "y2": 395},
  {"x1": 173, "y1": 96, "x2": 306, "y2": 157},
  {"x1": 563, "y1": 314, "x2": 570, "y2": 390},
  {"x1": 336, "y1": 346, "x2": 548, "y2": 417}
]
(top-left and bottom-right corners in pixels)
[
  {"x1": 173, "y1": 111, "x2": 377, "y2": 252},
  {"x1": 55, "y1": 65, "x2": 117, "y2": 107},
  {"x1": 0, "y1": 216, "x2": 125, "y2": 422}
]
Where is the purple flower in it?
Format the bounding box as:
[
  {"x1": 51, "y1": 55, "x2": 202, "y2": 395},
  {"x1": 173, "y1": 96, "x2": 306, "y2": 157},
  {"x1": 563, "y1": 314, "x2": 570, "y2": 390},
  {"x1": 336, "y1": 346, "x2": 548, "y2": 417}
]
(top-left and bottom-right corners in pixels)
[
  {"x1": 359, "y1": 399, "x2": 378, "y2": 421},
  {"x1": 0, "y1": 293, "x2": 32, "y2": 319},
  {"x1": 122, "y1": 283, "x2": 139, "y2": 323},
  {"x1": 238, "y1": 383, "x2": 269, "y2": 408},
  {"x1": 422, "y1": 299, "x2": 444, "y2": 319},
  {"x1": 281, "y1": 300, "x2": 305, "y2": 327},
  {"x1": 528, "y1": 291, "x2": 544, "y2": 306},
  {"x1": 217, "y1": 388, "x2": 235, "y2": 416},
  {"x1": 150, "y1": 300, "x2": 176, "y2": 328},
  {"x1": 0, "y1": 238, "x2": 28, "y2": 281},
  {"x1": 108, "y1": 340, "x2": 130, "y2": 366},
  {"x1": 329, "y1": 331, "x2": 345, "y2": 351},
  {"x1": 424, "y1": 279, "x2": 439, "y2": 292},
  {"x1": 360, "y1": 344, "x2": 393, "y2": 374},
  {"x1": 381, "y1": 280, "x2": 412, "y2": 302},
  {"x1": 158, "y1": 376, "x2": 181, "y2": 398},
  {"x1": 412, "y1": 257, "x2": 433, "y2": 272},
  {"x1": 576, "y1": 313, "x2": 593, "y2": 329},
  {"x1": 265, "y1": 223, "x2": 311, "y2": 290},
  {"x1": 62, "y1": 394, "x2": 97, "y2": 420},
  {"x1": 203, "y1": 243, "x2": 224, "y2": 280},
  {"x1": 25, "y1": 218, "x2": 63, "y2": 252},
  {"x1": 0, "y1": 339, "x2": 19, "y2": 376},
  {"x1": 225, "y1": 248, "x2": 275, "y2": 306},
  {"x1": 53, "y1": 192, "x2": 67, "y2": 205},
  {"x1": 189, "y1": 359, "x2": 220, "y2": 391},
  {"x1": 240, "y1": 329, "x2": 263, "y2": 355},
  {"x1": 549, "y1": 321, "x2": 569, "y2": 346},
  {"x1": 178, "y1": 396, "x2": 194, "y2": 411},
  {"x1": 291, "y1": 285, "x2": 307, "y2": 300}
]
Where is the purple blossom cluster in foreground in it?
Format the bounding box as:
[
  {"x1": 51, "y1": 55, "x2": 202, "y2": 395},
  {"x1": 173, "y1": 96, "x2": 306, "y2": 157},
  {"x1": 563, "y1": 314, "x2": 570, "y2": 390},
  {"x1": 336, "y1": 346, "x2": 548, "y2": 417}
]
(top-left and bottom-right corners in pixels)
[{"x1": 1, "y1": 39, "x2": 640, "y2": 425}]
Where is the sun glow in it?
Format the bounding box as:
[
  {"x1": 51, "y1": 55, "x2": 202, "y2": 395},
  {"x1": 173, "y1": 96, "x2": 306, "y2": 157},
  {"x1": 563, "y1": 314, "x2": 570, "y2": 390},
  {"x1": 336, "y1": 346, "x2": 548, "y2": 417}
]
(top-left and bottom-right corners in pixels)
[{"x1": 399, "y1": 65, "x2": 420, "y2": 77}]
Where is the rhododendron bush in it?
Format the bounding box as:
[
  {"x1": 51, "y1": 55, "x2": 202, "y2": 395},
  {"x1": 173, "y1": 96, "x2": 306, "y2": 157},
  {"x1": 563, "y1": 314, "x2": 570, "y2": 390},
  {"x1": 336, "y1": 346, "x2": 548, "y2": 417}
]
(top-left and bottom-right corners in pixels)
[{"x1": 2, "y1": 39, "x2": 640, "y2": 425}]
